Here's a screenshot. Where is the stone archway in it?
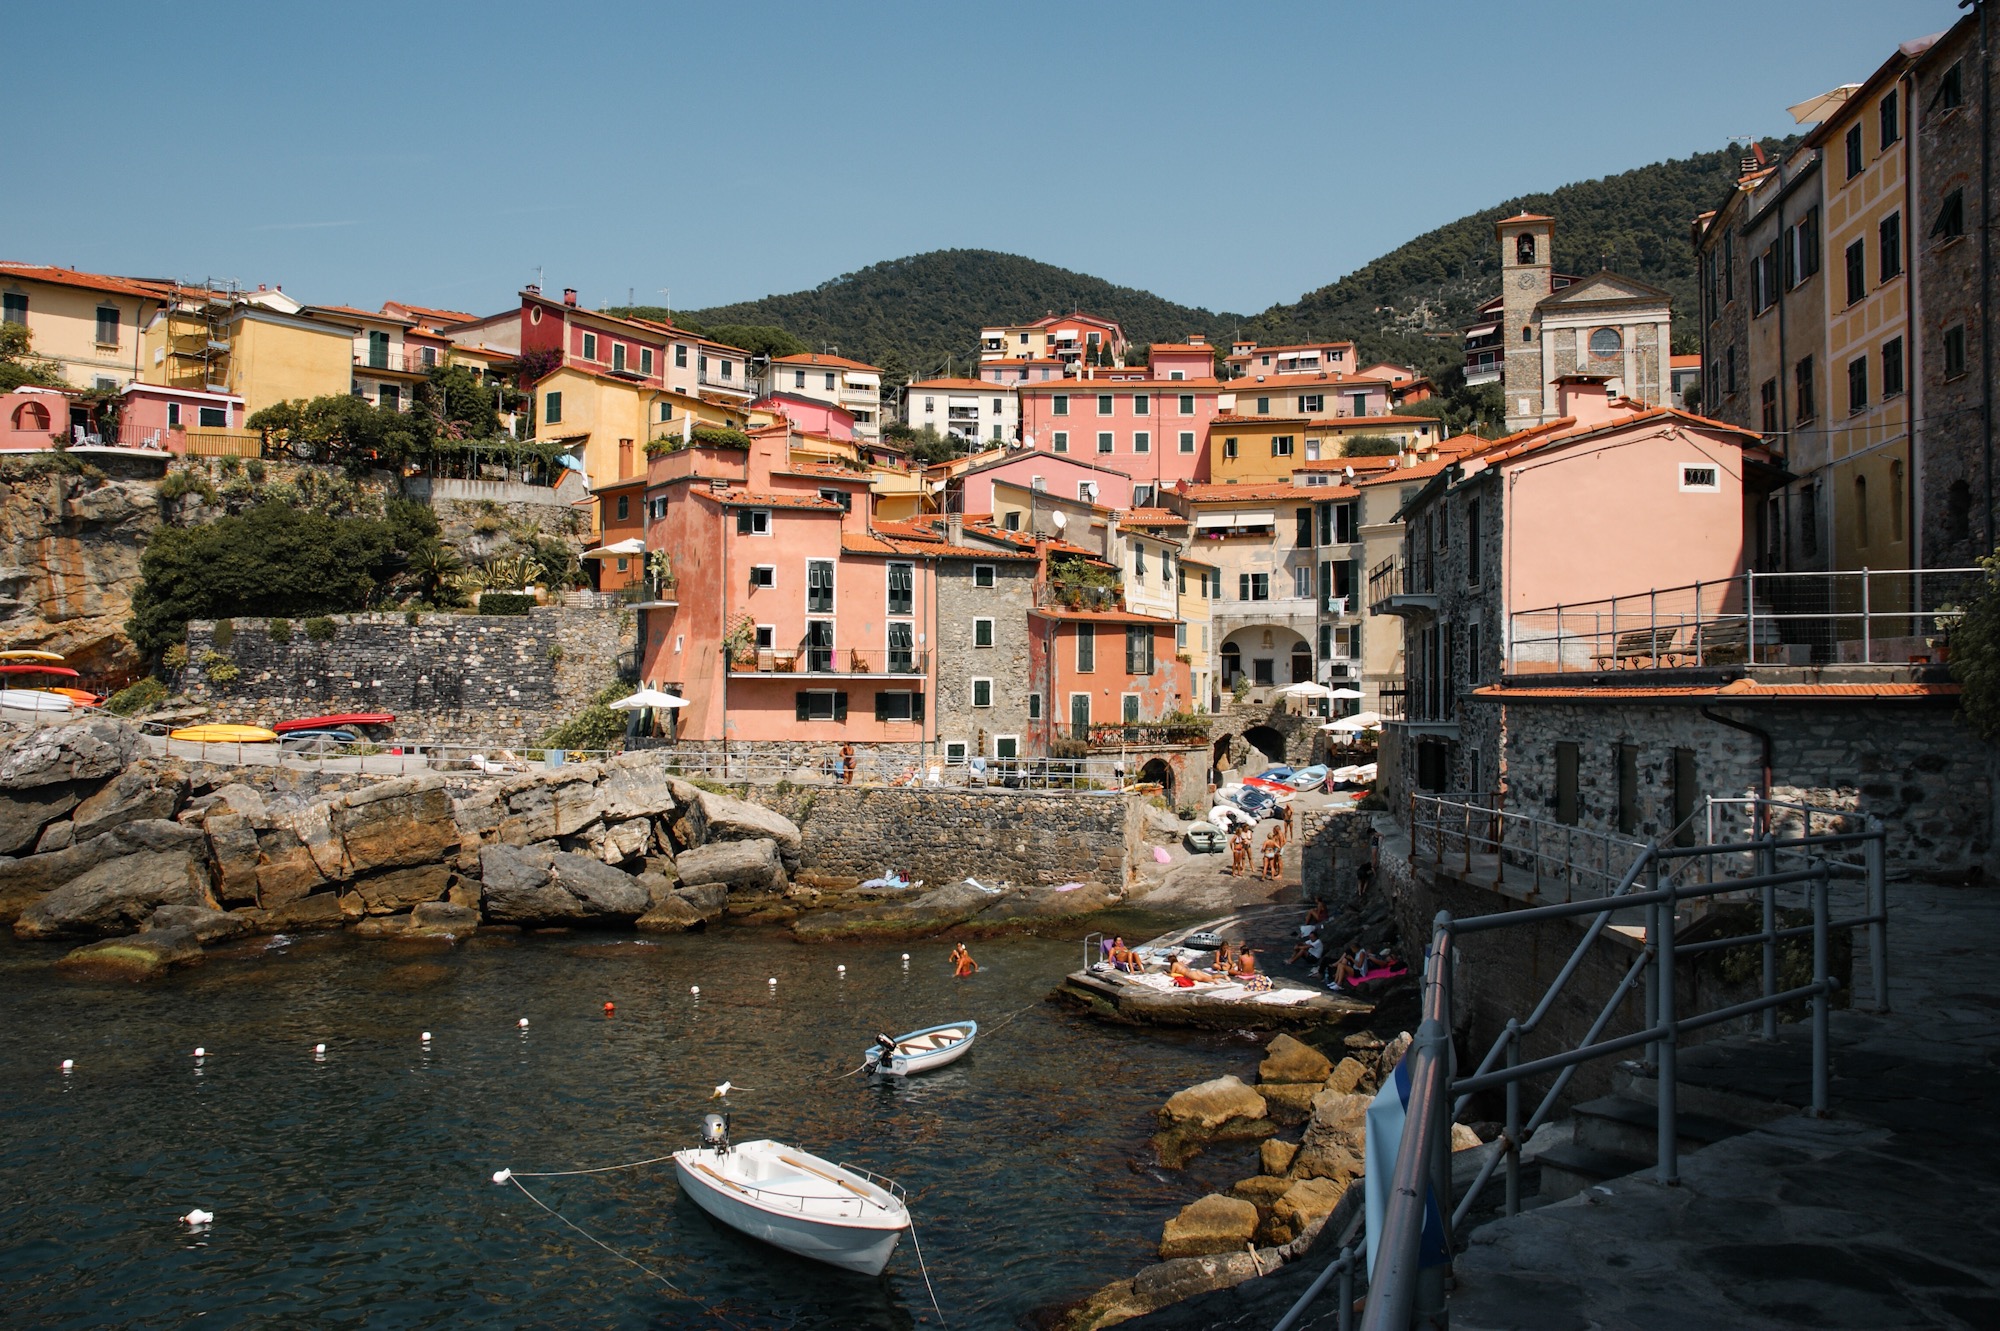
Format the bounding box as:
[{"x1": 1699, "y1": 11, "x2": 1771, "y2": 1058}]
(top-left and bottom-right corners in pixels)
[
  {"x1": 1138, "y1": 757, "x2": 1175, "y2": 800},
  {"x1": 1211, "y1": 733, "x2": 1233, "y2": 782},
  {"x1": 1242, "y1": 724, "x2": 1287, "y2": 769}
]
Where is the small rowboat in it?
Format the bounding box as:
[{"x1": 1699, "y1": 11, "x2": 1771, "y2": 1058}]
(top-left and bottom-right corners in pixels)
[
  {"x1": 1285, "y1": 764, "x2": 1329, "y2": 792},
  {"x1": 865, "y1": 1021, "x2": 977, "y2": 1077},
  {"x1": 673, "y1": 1116, "x2": 908, "y2": 1275},
  {"x1": 0, "y1": 649, "x2": 65, "y2": 663},
  {"x1": 0, "y1": 663, "x2": 80, "y2": 678},
  {"x1": 0, "y1": 688, "x2": 71, "y2": 712},
  {"x1": 273, "y1": 712, "x2": 394, "y2": 734},
  {"x1": 168, "y1": 724, "x2": 279, "y2": 744}
]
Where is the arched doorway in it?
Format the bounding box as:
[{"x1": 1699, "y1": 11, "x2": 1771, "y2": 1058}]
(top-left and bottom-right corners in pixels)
[
  {"x1": 1220, "y1": 643, "x2": 1242, "y2": 687},
  {"x1": 1138, "y1": 757, "x2": 1175, "y2": 801},
  {"x1": 1243, "y1": 724, "x2": 1287, "y2": 769},
  {"x1": 1211, "y1": 733, "x2": 1233, "y2": 783}
]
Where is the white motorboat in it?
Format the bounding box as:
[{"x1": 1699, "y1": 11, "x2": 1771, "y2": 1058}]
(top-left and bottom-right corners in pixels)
[
  {"x1": 672, "y1": 1116, "x2": 909, "y2": 1276},
  {"x1": 864, "y1": 1021, "x2": 977, "y2": 1077}
]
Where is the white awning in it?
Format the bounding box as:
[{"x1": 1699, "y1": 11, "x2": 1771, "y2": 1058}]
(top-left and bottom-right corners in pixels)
[
  {"x1": 1463, "y1": 322, "x2": 1498, "y2": 338},
  {"x1": 1196, "y1": 510, "x2": 1275, "y2": 528},
  {"x1": 581, "y1": 538, "x2": 645, "y2": 559}
]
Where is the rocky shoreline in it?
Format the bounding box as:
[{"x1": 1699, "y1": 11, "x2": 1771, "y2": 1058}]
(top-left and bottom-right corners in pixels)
[{"x1": 0, "y1": 717, "x2": 1130, "y2": 979}]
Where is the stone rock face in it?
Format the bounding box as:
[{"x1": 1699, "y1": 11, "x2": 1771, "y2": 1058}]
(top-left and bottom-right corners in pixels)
[
  {"x1": 14, "y1": 828, "x2": 213, "y2": 939},
  {"x1": 352, "y1": 864, "x2": 452, "y2": 915},
  {"x1": 1162, "y1": 1076, "x2": 1269, "y2": 1132},
  {"x1": 1259, "y1": 1033, "x2": 1333, "y2": 1085},
  {"x1": 147, "y1": 903, "x2": 246, "y2": 944},
  {"x1": 0, "y1": 781, "x2": 85, "y2": 855},
  {"x1": 329, "y1": 777, "x2": 457, "y2": 875},
  {"x1": 594, "y1": 756, "x2": 681, "y2": 823},
  {"x1": 495, "y1": 772, "x2": 601, "y2": 844},
  {"x1": 206, "y1": 812, "x2": 265, "y2": 907},
  {"x1": 0, "y1": 716, "x2": 140, "y2": 790},
  {"x1": 1377, "y1": 1031, "x2": 1413, "y2": 1084},
  {"x1": 0, "y1": 818, "x2": 202, "y2": 922},
  {"x1": 1258, "y1": 1082, "x2": 1320, "y2": 1126},
  {"x1": 693, "y1": 790, "x2": 802, "y2": 872},
  {"x1": 1260, "y1": 1139, "x2": 1300, "y2": 1176},
  {"x1": 34, "y1": 820, "x2": 74, "y2": 853},
  {"x1": 57, "y1": 926, "x2": 203, "y2": 981},
  {"x1": 673, "y1": 839, "x2": 787, "y2": 896},
  {"x1": 253, "y1": 827, "x2": 327, "y2": 908},
  {"x1": 407, "y1": 901, "x2": 479, "y2": 940},
  {"x1": 636, "y1": 893, "x2": 705, "y2": 934},
  {"x1": 69, "y1": 758, "x2": 188, "y2": 843},
  {"x1": 1158, "y1": 1193, "x2": 1260, "y2": 1260},
  {"x1": 1268, "y1": 1177, "x2": 1348, "y2": 1246},
  {"x1": 1324, "y1": 1055, "x2": 1371, "y2": 1096},
  {"x1": 478, "y1": 844, "x2": 648, "y2": 925},
  {"x1": 674, "y1": 880, "x2": 726, "y2": 922},
  {"x1": 240, "y1": 892, "x2": 346, "y2": 931},
  {"x1": 1288, "y1": 1090, "x2": 1370, "y2": 1183}
]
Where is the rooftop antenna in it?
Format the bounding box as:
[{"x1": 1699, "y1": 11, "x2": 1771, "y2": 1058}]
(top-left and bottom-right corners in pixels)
[{"x1": 659, "y1": 287, "x2": 671, "y2": 319}]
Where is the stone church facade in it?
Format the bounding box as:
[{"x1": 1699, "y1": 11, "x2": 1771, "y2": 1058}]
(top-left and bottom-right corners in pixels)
[{"x1": 1496, "y1": 213, "x2": 1674, "y2": 432}]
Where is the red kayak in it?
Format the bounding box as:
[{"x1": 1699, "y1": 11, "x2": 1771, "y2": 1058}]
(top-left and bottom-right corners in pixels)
[
  {"x1": 0, "y1": 664, "x2": 79, "y2": 678},
  {"x1": 273, "y1": 712, "x2": 395, "y2": 733}
]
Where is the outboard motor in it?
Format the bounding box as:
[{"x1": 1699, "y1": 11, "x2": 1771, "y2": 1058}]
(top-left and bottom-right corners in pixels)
[{"x1": 700, "y1": 1112, "x2": 731, "y2": 1154}]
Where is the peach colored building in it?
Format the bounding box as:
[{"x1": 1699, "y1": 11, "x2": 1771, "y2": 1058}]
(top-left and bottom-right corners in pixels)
[
  {"x1": 1028, "y1": 609, "x2": 1191, "y2": 748},
  {"x1": 1226, "y1": 340, "x2": 1359, "y2": 379},
  {"x1": 1, "y1": 387, "x2": 77, "y2": 449},
  {"x1": 116, "y1": 382, "x2": 245, "y2": 449},
  {"x1": 1147, "y1": 337, "x2": 1219, "y2": 381},
  {"x1": 1017, "y1": 376, "x2": 1227, "y2": 491}
]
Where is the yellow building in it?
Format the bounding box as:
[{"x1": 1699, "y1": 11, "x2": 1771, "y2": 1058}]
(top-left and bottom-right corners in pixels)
[
  {"x1": 1206, "y1": 413, "x2": 1439, "y2": 484},
  {"x1": 1806, "y1": 47, "x2": 1918, "y2": 573},
  {"x1": 1176, "y1": 551, "x2": 1219, "y2": 709},
  {"x1": 139, "y1": 294, "x2": 356, "y2": 418},
  {"x1": 533, "y1": 368, "x2": 749, "y2": 534},
  {"x1": 0, "y1": 264, "x2": 167, "y2": 390}
]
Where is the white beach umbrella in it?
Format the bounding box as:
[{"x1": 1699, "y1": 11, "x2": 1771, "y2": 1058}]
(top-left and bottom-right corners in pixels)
[{"x1": 610, "y1": 688, "x2": 688, "y2": 710}]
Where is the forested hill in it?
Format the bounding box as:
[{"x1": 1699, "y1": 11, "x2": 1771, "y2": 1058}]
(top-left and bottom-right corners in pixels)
[
  {"x1": 1233, "y1": 139, "x2": 1802, "y2": 371},
  {"x1": 659, "y1": 139, "x2": 1791, "y2": 383},
  {"x1": 654, "y1": 251, "x2": 1239, "y2": 382}
]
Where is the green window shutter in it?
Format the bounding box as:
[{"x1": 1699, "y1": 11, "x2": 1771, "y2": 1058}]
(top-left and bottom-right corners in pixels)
[
  {"x1": 874, "y1": 691, "x2": 888, "y2": 721},
  {"x1": 912, "y1": 692, "x2": 925, "y2": 724},
  {"x1": 796, "y1": 692, "x2": 810, "y2": 721},
  {"x1": 737, "y1": 509, "x2": 753, "y2": 534},
  {"x1": 834, "y1": 691, "x2": 848, "y2": 721}
]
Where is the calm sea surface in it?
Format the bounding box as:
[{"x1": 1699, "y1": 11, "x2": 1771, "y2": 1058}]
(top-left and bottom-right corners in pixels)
[{"x1": 0, "y1": 920, "x2": 1266, "y2": 1329}]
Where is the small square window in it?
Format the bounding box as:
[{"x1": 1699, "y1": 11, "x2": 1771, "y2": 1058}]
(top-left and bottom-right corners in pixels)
[
  {"x1": 750, "y1": 565, "x2": 776, "y2": 588},
  {"x1": 736, "y1": 509, "x2": 772, "y2": 535},
  {"x1": 197, "y1": 405, "x2": 226, "y2": 428},
  {"x1": 1097, "y1": 431, "x2": 1113, "y2": 454},
  {"x1": 1027, "y1": 694, "x2": 1041, "y2": 720},
  {"x1": 973, "y1": 564, "x2": 995, "y2": 588},
  {"x1": 1053, "y1": 431, "x2": 1069, "y2": 453},
  {"x1": 755, "y1": 625, "x2": 775, "y2": 649},
  {"x1": 1179, "y1": 431, "x2": 1195, "y2": 453},
  {"x1": 1680, "y1": 464, "x2": 1720, "y2": 492},
  {"x1": 971, "y1": 678, "x2": 993, "y2": 707},
  {"x1": 974, "y1": 617, "x2": 994, "y2": 647}
]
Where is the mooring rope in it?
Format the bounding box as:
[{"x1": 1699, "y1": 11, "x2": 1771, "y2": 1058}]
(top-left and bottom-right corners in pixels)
[
  {"x1": 504, "y1": 1153, "x2": 678, "y2": 1180},
  {"x1": 907, "y1": 1216, "x2": 947, "y2": 1326},
  {"x1": 502, "y1": 1172, "x2": 690, "y2": 1297}
]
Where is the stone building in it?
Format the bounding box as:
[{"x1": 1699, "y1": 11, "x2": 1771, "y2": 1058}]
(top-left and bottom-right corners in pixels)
[
  {"x1": 1495, "y1": 214, "x2": 1674, "y2": 433},
  {"x1": 1913, "y1": 16, "x2": 1992, "y2": 568},
  {"x1": 928, "y1": 537, "x2": 1038, "y2": 763}
]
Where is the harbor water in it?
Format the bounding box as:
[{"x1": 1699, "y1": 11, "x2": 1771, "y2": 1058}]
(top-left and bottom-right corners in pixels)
[{"x1": 1, "y1": 922, "x2": 1259, "y2": 1329}]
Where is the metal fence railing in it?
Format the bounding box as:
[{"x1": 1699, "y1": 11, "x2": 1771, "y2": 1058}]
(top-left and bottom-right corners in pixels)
[
  {"x1": 1288, "y1": 797, "x2": 1888, "y2": 1330},
  {"x1": 1409, "y1": 792, "x2": 1647, "y2": 903},
  {"x1": 1506, "y1": 567, "x2": 1982, "y2": 673}
]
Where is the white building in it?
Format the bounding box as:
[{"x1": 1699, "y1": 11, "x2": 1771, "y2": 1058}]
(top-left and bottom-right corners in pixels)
[
  {"x1": 769, "y1": 352, "x2": 882, "y2": 441},
  {"x1": 904, "y1": 377, "x2": 1018, "y2": 448}
]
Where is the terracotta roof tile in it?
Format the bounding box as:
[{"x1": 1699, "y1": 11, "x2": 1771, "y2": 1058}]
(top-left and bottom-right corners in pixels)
[
  {"x1": 1474, "y1": 680, "x2": 1957, "y2": 701},
  {"x1": 771, "y1": 352, "x2": 881, "y2": 372},
  {"x1": 717, "y1": 492, "x2": 844, "y2": 511},
  {"x1": 0, "y1": 263, "x2": 170, "y2": 301}
]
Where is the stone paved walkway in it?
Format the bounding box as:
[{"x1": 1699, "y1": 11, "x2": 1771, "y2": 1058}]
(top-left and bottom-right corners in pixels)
[{"x1": 1448, "y1": 875, "x2": 2000, "y2": 1329}]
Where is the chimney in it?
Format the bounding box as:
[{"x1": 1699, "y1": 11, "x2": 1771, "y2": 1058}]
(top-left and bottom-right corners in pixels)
[
  {"x1": 526, "y1": 283, "x2": 541, "y2": 296},
  {"x1": 1553, "y1": 374, "x2": 1617, "y2": 427},
  {"x1": 947, "y1": 513, "x2": 964, "y2": 545},
  {"x1": 562, "y1": 288, "x2": 578, "y2": 307}
]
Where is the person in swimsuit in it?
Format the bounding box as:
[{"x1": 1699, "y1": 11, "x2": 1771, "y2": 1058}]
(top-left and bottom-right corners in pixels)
[
  {"x1": 1262, "y1": 829, "x2": 1284, "y2": 880},
  {"x1": 951, "y1": 943, "x2": 979, "y2": 977}
]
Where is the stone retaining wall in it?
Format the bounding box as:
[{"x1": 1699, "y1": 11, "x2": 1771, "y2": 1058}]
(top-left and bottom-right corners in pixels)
[
  {"x1": 746, "y1": 784, "x2": 1137, "y2": 889},
  {"x1": 1299, "y1": 807, "x2": 1375, "y2": 904},
  {"x1": 182, "y1": 607, "x2": 631, "y2": 747}
]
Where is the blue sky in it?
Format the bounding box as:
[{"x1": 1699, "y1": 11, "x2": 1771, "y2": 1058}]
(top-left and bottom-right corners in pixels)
[{"x1": 8, "y1": 1, "x2": 1964, "y2": 318}]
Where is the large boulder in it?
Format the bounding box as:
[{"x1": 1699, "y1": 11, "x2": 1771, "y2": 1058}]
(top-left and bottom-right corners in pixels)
[
  {"x1": 594, "y1": 756, "x2": 681, "y2": 822},
  {"x1": 0, "y1": 715, "x2": 139, "y2": 790},
  {"x1": 1324, "y1": 1055, "x2": 1372, "y2": 1096},
  {"x1": 674, "y1": 880, "x2": 726, "y2": 923},
  {"x1": 15, "y1": 836, "x2": 213, "y2": 939},
  {"x1": 496, "y1": 772, "x2": 602, "y2": 844},
  {"x1": 147, "y1": 903, "x2": 247, "y2": 945},
  {"x1": 205, "y1": 812, "x2": 264, "y2": 907},
  {"x1": 254, "y1": 826, "x2": 328, "y2": 907},
  {"x1": 351, "y1": 864, "x2": 453, "y2": 915},
  {"x1": 329, "y1": 776, "x2": 458, "y2": 876},
  {"x1": 70, "y1": 759, "x2": 188, "y2": 843},
  {"x1": 0, "y1": 818, "x2": 204, "y2": 923},
  {"x1": 1158, "y1": 1193, "x2": 1260, "y2": 1260},
  {"x1": 238, "y1": 891, "x2": 346, "y2": 932},
  {"x1": 1288, "y1": 1090, "x2": 1370, "y2": 1184},
  {"x1": 1259, "y1": 1033, "x2": 1333, "y2": 1085},
  {"x1": 1268, "y1": 1177, "x2": 1349, "y2": 1246},
  {"x1": 0, "y1": 781, "x2": 86, "y2": 855},
  {"x1": 407, "y1": 900, "x2": 479, "y2": 941},
  {"x1": 478, "y1": 844, "x2": 649, "y2": 925},
  {"x1": 636, "y1": 893, "x2": 705, "y2": 934},
  {"x1": 673, "y1": 839, "x2": 787, "y2": 896},
  {"x1": 1258, "y1": 1082, "x2": 1321, "y2": 1126},
  {"x1": 1260, "y1": 1139, "x2": 1300, "y2": 1176},
  {"x1": 57, "y1": 926, "x2": 203, "y2": 981},
  {"x1": 790, "y1": 878, "x2": 1001, "y2": 942},
  {"x1": 1161, "y1": 1075, "x2": 1269, "y2": 1132},
  {"x1": 693, "y1": 790, "x2": 802, "y2": 872}
]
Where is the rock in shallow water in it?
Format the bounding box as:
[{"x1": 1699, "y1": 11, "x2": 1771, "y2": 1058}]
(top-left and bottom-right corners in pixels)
[
  {"x1": 1158, "y1": 1193, "x2": 1260, "y2": 1260},
  {"x1": 672, "y1": 840, "x2": 787, "y2": 896},
  {"x1": 148, "y1": 903, "x2": 246, "y2": 944},
  {"x1": 14, "y1": 838, "x2": 213, "y2": 939},
  {"x1": 479, "y1": 844, "x2": 648, "y2": 925},
  {"x1": 57, "y1": 926, "x2": 203, "y2": 981}
]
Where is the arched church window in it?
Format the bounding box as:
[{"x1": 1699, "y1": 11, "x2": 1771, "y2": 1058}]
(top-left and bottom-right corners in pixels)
[{"x1": 1516, "y1": 234, "x2": 1537, "y2": 265}]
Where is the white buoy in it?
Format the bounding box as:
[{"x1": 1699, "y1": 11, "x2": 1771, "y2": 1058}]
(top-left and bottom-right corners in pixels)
[
  {"x1": 61, "y1": 1058, "x2": 74, "y2": 1072},
  {"x1": 690, "y1": 985, "x2": 699, "y2": 995},
  {"x1": 192, "y1": 1047, "x2": 205, "y2": 1058},
  {"x1": 183, "y1": 1208, "x2": 213, "y2": 1225},
  {"x1": 314, "y1": 1043, "x2": 326, "y2": 1055},
  {"x1": 902, "y1": 952, "x2": 911, "y2": 960},
  {"x1": 492, "y1": 1169, "x2": 512, "y2": 1184},
  {"x1": 421, "y1": 1032, "x2": 432, "y2": 1042},
  {"x1": 837, "y1": 964, "x2": 846, "y2": 973},
  {"x1": 518, "y1": 1017, "x2": 529, "y2": 1029},
  {"x1": 768, "y1": 977, "x2": 777, "y2": 986}
]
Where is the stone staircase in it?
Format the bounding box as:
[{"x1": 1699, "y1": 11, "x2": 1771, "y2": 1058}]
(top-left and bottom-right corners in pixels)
[{"x1": 1533, "y1": 1090, "x2": 1757, "y2": 1201}]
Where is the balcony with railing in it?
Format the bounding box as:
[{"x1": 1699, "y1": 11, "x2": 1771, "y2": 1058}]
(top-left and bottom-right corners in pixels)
[
  {"x1": 1084, "y1": 720, "x2": 1211, "y2": 750},
  {"x1": 1367, "y1": 555, "x2": 1439, "y2": 616},
  {"x1": 728, "y1": 648, "x2": 929, "y2": 678},
  {"x1": 354, "y1": 345, "x2": 436, "y2": 375},
  {"x1": 1506, "y1": 567, "x2": 1982, "y2": 674},
  {"x1": 619, "y1": 571, "x2": 678, "y2": 607}
]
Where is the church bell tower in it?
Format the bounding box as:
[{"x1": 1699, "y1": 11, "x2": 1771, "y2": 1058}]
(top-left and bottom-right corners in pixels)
[{"x1": 1497, "y1": 214, "x2": 1554, "y2": 432}]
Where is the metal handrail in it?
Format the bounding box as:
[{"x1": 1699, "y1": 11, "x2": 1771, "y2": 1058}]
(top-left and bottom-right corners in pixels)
[{"x1": 1316, "y1": 796, "x2": 1889, "y2": 1330}]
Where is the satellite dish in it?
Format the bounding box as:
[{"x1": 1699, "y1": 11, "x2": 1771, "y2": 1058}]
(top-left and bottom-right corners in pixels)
[
  {"x1": 1051, "y1": 511, "x2": 1067, "y2": 530},
  {"x1": 1343, "y1": 466, "x2": 1355, "y2": 481},
  {"x1": 1023, "y1": 433, "x2": 1036, "y2": 450}
]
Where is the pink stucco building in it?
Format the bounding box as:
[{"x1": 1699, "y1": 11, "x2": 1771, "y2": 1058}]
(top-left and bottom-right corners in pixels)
[
  {"x1": 753, "y1": 393, "x2": 856, "y2": 441},
  {"x1": 1016, "y1": 377, "x2": 1226, "y2": 492},
  {"x1": 116, "y1": 382, "x2": 244, "y2": 449},
  {"x1": 1, "y1": 387, "x2": 75, "y2": 450}
]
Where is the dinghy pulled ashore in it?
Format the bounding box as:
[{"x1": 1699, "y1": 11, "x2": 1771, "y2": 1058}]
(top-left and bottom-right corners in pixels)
[
  {"x1": 864, "y1": 1021, "x2": 977, "y2": 1077},
  {"x1": 672, "y1": 1114, "x2": 909, "y2": 1276}
]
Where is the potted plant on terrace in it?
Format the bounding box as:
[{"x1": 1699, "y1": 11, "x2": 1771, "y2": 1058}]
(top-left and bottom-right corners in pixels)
[{"x1": 723, "y1": 616, "x2": 757, "y2": 671}]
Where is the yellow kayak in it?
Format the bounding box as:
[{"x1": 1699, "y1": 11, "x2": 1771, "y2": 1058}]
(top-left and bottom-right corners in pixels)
[
  {"x1": 0, "y1": 649, "x2": 65, "y2": 663},
  {"x1": 169, "y1": 724, "x2": 279, "y2": 744}
]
